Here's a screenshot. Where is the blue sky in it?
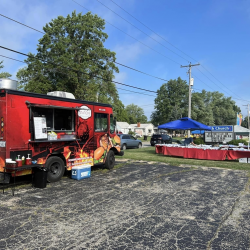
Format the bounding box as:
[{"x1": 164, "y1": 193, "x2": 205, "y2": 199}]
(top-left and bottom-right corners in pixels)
[{"x1": 1, "y1": 0, "x2": 250, "y2": 121}]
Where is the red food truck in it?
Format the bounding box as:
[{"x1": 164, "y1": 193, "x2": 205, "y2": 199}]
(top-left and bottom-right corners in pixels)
[{"x1": 0, "y1": 89, "x2": 123, "y2": 183}]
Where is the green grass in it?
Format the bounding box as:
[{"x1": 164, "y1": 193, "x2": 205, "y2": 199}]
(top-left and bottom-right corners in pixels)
[
  {"x1": 139, "y1": 136, "x2": 151, "y2": 142},
  {"x1": 116, "y1": 147, "x2": 250, "y2": 171}
]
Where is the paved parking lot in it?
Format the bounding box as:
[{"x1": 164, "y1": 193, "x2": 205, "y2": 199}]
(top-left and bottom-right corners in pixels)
[{"x1": 0, "y1": 160, "x2": 250, "y2": 249}]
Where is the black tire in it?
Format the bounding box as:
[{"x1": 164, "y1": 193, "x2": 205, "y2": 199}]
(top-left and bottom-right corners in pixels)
[
  {"x1": 121, "y1": 144, "x2": 127, "y2": 150},
  {"x1": 151, "y1": 143, "x2": 154, "y2": 146},
  {"x1": 45, "y1": 156, "x2": 65, "y2": 182},
  {"x1": 138, "y1": 143, "x2": 142, "y2": 148},
  {"x1": 105, "y1": 150, "x2": 115, "y2": 170}
]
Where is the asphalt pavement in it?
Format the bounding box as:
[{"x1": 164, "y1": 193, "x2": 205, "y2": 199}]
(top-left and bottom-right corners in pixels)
[{"x1": 0, "y1": 160, "x2": 250, "y2": 249}]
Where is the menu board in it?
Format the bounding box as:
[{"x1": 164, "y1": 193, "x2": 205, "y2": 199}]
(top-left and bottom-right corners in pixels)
[
  {"x1": 205, "y1": 132, "x2": 234, "y2": 143},
  {"x1": 34, "y1": 117, "x2": 47, "y2": 139}
]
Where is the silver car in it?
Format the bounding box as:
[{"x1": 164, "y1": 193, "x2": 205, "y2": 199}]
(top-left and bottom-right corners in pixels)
[{"x1": 117, "y1": 134, "x2": 142, "y2": 150}]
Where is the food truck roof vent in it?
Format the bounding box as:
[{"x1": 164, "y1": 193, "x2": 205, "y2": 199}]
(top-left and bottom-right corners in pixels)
[
  {"x1": 47, "y1": 91, "x2": 75, "y2": 99},
  {"x1": 0, "y1": 78, "x2": 17, "y2": 90}
]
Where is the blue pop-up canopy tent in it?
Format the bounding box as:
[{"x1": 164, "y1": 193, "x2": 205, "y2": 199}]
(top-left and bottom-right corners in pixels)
[{"x1": 158, "y1": 117, "x2": 211, "y2": 131}]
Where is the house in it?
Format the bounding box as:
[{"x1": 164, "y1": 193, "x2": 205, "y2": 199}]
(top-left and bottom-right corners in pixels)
[
  {"x1": 130, "y1": 122, "x2": 154, "y2": 136},
  {"x1": 116, "y1": 122, "x2": 131, "y2": 134},
  {"x1": 117, "y1": 122, "x2": 154, "y2": 136}
]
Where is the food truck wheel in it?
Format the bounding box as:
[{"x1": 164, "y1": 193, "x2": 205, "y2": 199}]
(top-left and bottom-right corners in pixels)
[
  {"x1": 105, "y1": 150, "x2": 115, "y2": 170},
  {"x1": 46, "y1": 156, "x2": 65, "y2": 182}
]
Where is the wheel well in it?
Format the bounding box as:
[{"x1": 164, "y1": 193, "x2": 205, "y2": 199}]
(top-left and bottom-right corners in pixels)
[
  {"x1": 110, "y1": 147, "x2": 119, "y2": 155},
  {"x1": 48, "y1": 153, "x2": 66, "y2": 167}
]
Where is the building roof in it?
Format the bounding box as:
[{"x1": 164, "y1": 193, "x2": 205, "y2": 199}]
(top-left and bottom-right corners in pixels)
[
  {"x1": 234, "y1": 125, "x2": 250, "y2": 133},
  {"x1": 130, "y1": 123, "x2": 154, "y2": 129},
  {"x1": 116, "y1": 122, "x2": 130, "y2": 129}
]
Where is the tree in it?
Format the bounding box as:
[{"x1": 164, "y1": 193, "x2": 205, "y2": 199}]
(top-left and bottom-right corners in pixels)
[
  {"x1": 16, "y1": 11, "x2": 119, "y2": 103},
  {"x1": 241, "y1": 116, "x2": 248, "y2": 128},
  {"x1": 125, "y1": 104, "x2": 147, "y2": 124},
  {"x1": 151, "y1": 77, "x2": 241, "y2": 126},
  {"x1": 151, "y1": 77, "x2": 188, "y2": 125},
  {"x1": 191, "y1": 90, "x2": 214, "y2": 125},
  {"x1": 192, "y1": 91, "x2": 240, "y2": 125},
  {"x1": 0, "y1": 61, "x2": 12, "y2": 78},
  {"x1": 113, "y1": 99, "x2": 129, "y2": 122}
]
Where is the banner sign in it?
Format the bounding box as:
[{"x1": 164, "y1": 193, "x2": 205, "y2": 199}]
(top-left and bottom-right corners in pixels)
[
  {"x1": 236, "y1": 113, "x2": 243, "y2": 126},
  {"x1": 211, "y1": 126, "x2": 233, "y2": 132}
]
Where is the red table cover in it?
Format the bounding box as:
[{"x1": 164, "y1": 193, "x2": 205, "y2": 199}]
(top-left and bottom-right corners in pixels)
[
  {"x1": 183, "y1": 148, "x2": 227, "y2": 160},
  {"x1": 227, "y1": 150, "x2": 250, "y2": 160},
  {"x1": 163, "y1": 147, "x2": 185, "y2": 157},
  {"x1": 155, "y1": 145, "x2": 164, "y2": 154},
  {"x1": 155, "y1": 145, "x2": 250, "y2": 161}
]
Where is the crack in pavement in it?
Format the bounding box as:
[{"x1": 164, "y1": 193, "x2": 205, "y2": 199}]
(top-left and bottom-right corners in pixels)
[
  {"x1": 0, "y1": 162, "x2": 249, "y2": 249},
  {"x1": 206, "y1": 172, "x2": 250, "y2": 250}
]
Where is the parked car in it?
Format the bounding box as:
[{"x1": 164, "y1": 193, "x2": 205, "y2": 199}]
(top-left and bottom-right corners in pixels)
[
  {"x1": 150, "y1": 134, "x2": 172, "y2": 146},
  {"x1": 117, "y1": 134, "x2": 142, "y2": 150}
]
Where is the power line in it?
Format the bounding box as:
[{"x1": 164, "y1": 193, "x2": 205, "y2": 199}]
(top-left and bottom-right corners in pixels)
[
  {"x1": 108, "y1": 0, "x2": 197, "y2": 63},
  {"x1": 95, "y1": 0, "x2": 189, "y2": 62},
  {"x1": 116, "y1": 87, "x2": 156, "y2": 97},
  {"x1": 0, "y1": 46, "x2": 157, "y2": 93},
  {"x1": 0, "y1": 10, "x2": 245, "y2": 103},
  {"x1": 192, "y1": 75, "x2": 250, "y2": 103},
  {"x1": 114, "y1": 62, "x2": 168, "y2": 81},
  {"x1": 100, "y1": 1, "x2": 245, "y2": 103},
  {"x1": 0, "y1": 13, "x2": 45, "y2": 34},
  {"x1": 72, "y1": 1, "x2": 181, "y2": 65},
  {"x1": 195, "y1": 67, "x2": 243, "y2": 100},
  {"x1": 0, "y1": 53, "x2": 158, "y2": 97},
  {"x1": 2, "y1": 52, "x2": 249, "y2": 106},
  {"x1": 0, "y1": 12, "x2": 169, "y2": 82},
  {"x1": 0, "y1": 54, "x2": 24, "y2": 63},
  {"x1": 0, "y1": 54, "x2": 158, "y2": 99}
]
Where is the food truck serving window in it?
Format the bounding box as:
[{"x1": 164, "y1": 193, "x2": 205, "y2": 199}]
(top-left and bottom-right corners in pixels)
[
  {"x1": 95, "y1": 113, "x2": 108, "y2": 132},
  {"x1": 33, "y1": 107, "x2": 74, "y2": 131}
]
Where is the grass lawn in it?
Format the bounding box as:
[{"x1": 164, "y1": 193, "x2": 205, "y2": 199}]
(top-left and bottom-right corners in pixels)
[
  {"x1": 139, "y1": 136, "x2": 151, "y2": 142},
  {"x1": 116, "y1": 146, "x2": 250, "y2": 171}
]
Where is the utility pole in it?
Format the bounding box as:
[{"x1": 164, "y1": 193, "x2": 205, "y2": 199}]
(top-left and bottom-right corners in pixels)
[
  {"x1": 181, "y1": 62, "x2": 200, "y2": 137},
  {"x1": 248, "y1": 104, "x2": 249, "y2": 129}
]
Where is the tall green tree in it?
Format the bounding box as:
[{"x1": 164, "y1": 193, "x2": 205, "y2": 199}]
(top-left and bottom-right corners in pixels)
[
  {"x1": 112, "y1": 99, "x2": 129, "y2": 122},
  {"x1": 125, "y1": 104, "x2": 147, "y2": 124},
  {"x1": 191, "y1": 90, "x2": 214, "y2": 125},
  {"x1": 16, "y1": 11, "x2": 119, "y2": 103},
  {"x1": 151, "y1": 77, "x2": 188, "y2": 125},
  {"x1": 0, "y1": 61, "x2": 12, "y2": 78},
  {"x1": 151, "y1": 77, "x2": 241, "y2": 126},
  {"x1": 192, "y1": 91, "x2": 240, "y2": 125}
]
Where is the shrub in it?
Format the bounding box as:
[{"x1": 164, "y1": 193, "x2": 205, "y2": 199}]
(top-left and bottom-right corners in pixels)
[
  {"x1": 194, "y1": 137, "x2": 204, "y2": 145},
  {"x1": 228, "y1": 139, "x2": 248, "y2": 146},
  {"x1": 128, "y1": 131, "x2": 135, "y2": 136}
]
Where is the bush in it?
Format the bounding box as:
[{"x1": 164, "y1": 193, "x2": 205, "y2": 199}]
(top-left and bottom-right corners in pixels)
[
  {"x1": 193, "y1": 137, "x2": 204, "y2": 145},
  {"x1": 228, "y1": 139, "x2": 248, "y2": 146},
  {"x1": 128, "y1": 131, "x2": 135, "y2": 136}
]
